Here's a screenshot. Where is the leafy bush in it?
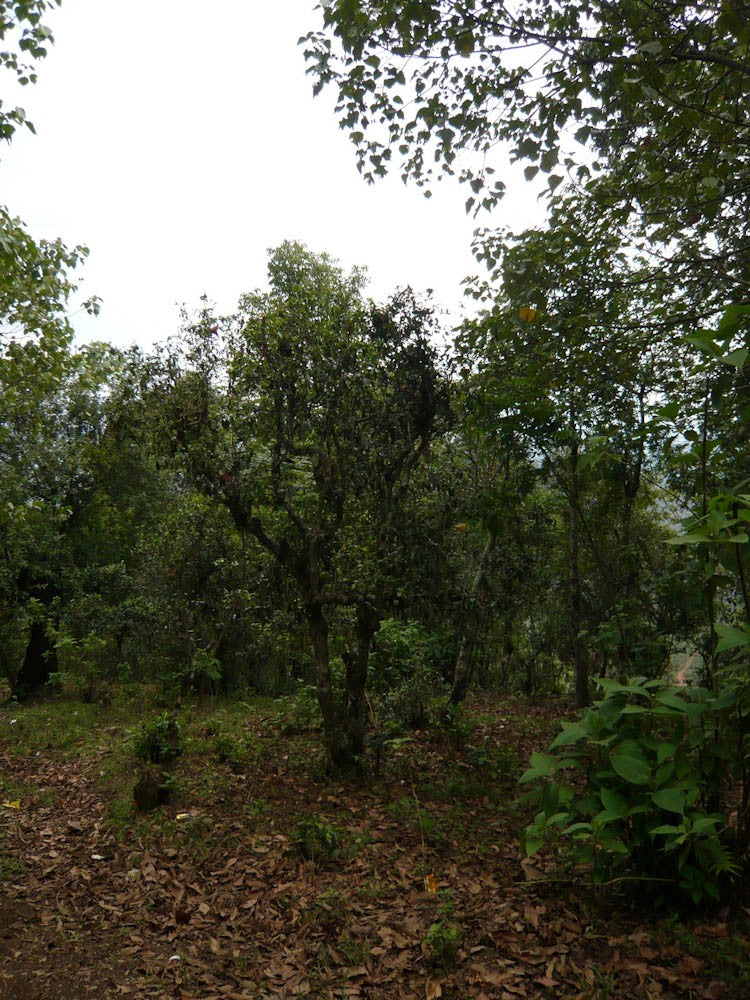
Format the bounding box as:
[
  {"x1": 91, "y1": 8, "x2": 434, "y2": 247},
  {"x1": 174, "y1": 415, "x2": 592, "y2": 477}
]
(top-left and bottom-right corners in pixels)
[
  {"x1": 371, "y1": 619, "x2": 447, "y2": 728},
  {"x1": 211, "y1": 730, "x2": 255, "y2": 772},
  {"x1": 520, "y1": 678, "x2": 742, "y2": 904},
  {"x1": 423, "y1": 892, "x2": 460, "y2": 969},
  {"x1": 134, "y1": 711, "x2": 183, "y2": 765},
  {"x1": 281, "y1": 685, "x2": 321, "y2": 735},
  {"x1": 293, "y1": 815, "x2": 343, "y2": 862},
  {"x1": 424, "y1": 921, "x2": 459, "y2": 969}
]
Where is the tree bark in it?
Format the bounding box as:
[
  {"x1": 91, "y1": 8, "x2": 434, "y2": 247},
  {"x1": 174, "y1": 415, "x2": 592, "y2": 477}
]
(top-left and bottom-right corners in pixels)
[
  {"x1": 343, "y1": 602, "x2": 380, "y2": 769},
  {"x1": 14, "y1": 620, "x2": 58, "y2": 700},
  {"x1": 306, "y1": 600, "x2": 340, "y2": 768},
  {"x1": 569, "y1": 435, "x2": 589, "y2": 708},
  {"x1": 450, "y1": 533, "x2": 495, "y2": 706}
]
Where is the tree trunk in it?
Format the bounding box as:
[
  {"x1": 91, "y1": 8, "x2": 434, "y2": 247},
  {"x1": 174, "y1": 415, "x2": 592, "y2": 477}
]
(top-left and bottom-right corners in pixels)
[
  {"x1": 569, "y1": 436, "x2": 589, "y2": 708},
  {"x1": 14, "y1": 620, "x2": 58, "y2": 700},
  {"x1": 307, "y1": 601, "x2": 341, "y2": 768},
  {"x1": 343, "y1": 603, "x2": 380, "y2": 769},
  {"x1": 450, "y1": 533, "x2": 495, "y2": 705}
]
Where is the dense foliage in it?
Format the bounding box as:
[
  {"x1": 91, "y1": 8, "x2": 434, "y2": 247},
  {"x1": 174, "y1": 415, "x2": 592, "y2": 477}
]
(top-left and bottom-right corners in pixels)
[{"x1": 2, "y1": 0, "x2": 750, "y2": 903}]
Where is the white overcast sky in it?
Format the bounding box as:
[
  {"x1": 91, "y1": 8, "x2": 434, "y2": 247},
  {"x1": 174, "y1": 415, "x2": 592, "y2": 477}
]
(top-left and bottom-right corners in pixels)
[{"x1": 2, "y1": 0, "x2": 543, "y2": 349}]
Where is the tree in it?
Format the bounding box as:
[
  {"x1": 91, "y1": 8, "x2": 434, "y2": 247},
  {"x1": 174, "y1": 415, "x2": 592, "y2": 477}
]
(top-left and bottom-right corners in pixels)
[
  {"x1": 457, "y1": 203, "x2": 686, "y2": 703},
  {"x1": 305, "y1": 2, "x2": 750, "y2": 301},
  {"x1": 222, "y1": 242, "x2": 451, "y2": 769},
  {"x1": 0, "y1": 0, "x2": 60, "y2": 142}
]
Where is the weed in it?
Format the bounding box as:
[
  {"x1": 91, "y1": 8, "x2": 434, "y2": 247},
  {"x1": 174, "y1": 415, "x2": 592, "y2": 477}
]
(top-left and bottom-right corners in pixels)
[
  {"x1": 212, "y1": 731, "x2": 255, "y2": 771},
  {"x1": 438, "y1": 700, "x2": 473, "y2": 750},
  {"x1": 384, "y1": 795, "x2": 415, "y2": 823},
  {"x1": 670, "y1": 922, "x2": 750, "y2": 996},
  {"x1": 307, "y1": 889, "x2": 349, "y2": 934},
  {"x1": 356, "y1": 878, "x2": 388, "y2": 901},
  {"x1": 0, "y1": 856, "x2": 25, "y2": 881},
  {"x1": 281, "y1": 686, "x2": 320, "y2": 735},
  {"x1": 245, "y1": 797, "x2": 269, "y2": 820},
  {"x1": 293, "y1": 815, "x2": 343, "y2": 862},
  {"x1": 423, "y1": 919, "x2": 460, "y2": 970},
  {"x1": 338, "y1": 933, "x2": 369, "y2": 966}
]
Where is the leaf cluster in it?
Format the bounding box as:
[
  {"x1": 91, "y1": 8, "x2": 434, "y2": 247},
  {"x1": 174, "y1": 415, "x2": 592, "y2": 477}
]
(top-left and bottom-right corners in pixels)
[{"x1": 520, "y1": 678, "x2": 743, "y2": 904}]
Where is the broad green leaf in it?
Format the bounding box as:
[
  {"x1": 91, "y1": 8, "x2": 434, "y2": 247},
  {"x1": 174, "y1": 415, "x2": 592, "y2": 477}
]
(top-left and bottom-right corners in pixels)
[
  {"x1": 600, "y1": 787, "x2": 628, "y2": 817},
  {"x1": 716, "y1": 624, "x2": 750, "y2": 652},
  {"x1": 719, "y1": 348, "x2": 748, "y2": 368},
  {"x1": 690, "y1": 816, "x2": 722, "y2": 835},
  {"x1": 657, "y1": 742, "x2": 676, "y2": 765},
  {"x1": 650, "y1": 823, "x2": 683, "y2": 836},
  {"x1": 524, "y1": 835, "x2": 543, "y2": 856},
  {"x1": 610, "y1": 753, "x2": 651, "y2": 785},
  {"x1": 651, "y1": 788, "x2": 685, "y2": 814},
  {"x1": 655, "y1": 692, "x2": 689, "y2": 711},
  {"x1": 550, "y1": 724, "x2": 588, "y2": 748}
]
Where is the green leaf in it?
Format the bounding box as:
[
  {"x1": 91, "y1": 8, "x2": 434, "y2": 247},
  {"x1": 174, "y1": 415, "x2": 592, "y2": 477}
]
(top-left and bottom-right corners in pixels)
[
  {"x1": 655, "y1": 691, "x2": 689, "y2": 712},
  {"x1": 610, "y1": 753, "x2": 651, "y2": 785},
  {"x1": 651, "y1": 788, "x2": 685, "y2": 814},
  {"x1": 720, "y1": 348, "x2": 748, "y2": 368},
  {"x1": 650, "y1": 823, "x2": 683, "y2": 836},
  {"x1": 600, "y1": 787, "x2": 628, "y2": 817},
  {"x1": 690, "y1": 816, "x2": 722, "y2": 836},
  {"x1": 550, "y1": 724, "x2": 588, "y2": 748},
  {"x1": 657, "y1": 742, "x2": 676, "y2": 765},
  {"x1": 524, "y1": 835, "x2": 544, "y2": 856},
  {"x1": 715, "y1": 624, "x2": 750, "y2": 652}
]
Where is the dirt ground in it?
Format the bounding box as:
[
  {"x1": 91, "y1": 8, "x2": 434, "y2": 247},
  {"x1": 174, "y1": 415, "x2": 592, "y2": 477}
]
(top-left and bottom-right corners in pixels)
[{"x1": 0, "y1": 694, "x2": 747, "y2": 999}]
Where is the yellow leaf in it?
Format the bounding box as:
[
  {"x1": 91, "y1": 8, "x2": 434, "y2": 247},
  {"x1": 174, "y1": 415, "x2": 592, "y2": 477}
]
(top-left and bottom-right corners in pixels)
[
  {"x1": 424, "y1": 873, "x2": 438, "y2": 893},
  {"x1": 454, "y1": 522, "x2": 468, "y2": 534},
  {"x1": 519, "y1": 306, "x2": 537, "y2": 322},
  {"x1": 2, "y1": 800, "x2": 20, "y2": 809}
]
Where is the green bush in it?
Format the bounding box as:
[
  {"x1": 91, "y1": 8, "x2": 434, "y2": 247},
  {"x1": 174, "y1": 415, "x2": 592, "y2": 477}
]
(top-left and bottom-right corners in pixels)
[
  {"x1": 134, "y1": 711, "x2": 183, "y2": 765},
  {"x1": 371, "y1": 619, "x2": 448, "y2": 729},
  {"x1": 520, "y1": 678, "x2": 742, "y2": 904},
  {"x1": 293, "y1": 815, "x2": 343, "y2": 862},
  {"x1": 423, "y1": 893, "x2": 460, "y2": 969}
]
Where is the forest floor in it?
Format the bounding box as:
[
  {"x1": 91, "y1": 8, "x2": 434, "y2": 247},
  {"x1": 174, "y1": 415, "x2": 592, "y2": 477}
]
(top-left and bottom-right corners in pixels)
[{"x1": 0, "y1": 689, "x2": 748, "y2": 1000}]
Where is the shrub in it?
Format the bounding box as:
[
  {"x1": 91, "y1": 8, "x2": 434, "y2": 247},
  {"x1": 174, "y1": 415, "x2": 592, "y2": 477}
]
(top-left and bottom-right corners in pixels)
[
  {"x1": 423, "y1": 892, "x2": 460, "y2": 969},
  {"x1": 134, "y1": 711, "x2": 183, "y2": 765},
  {"x1": 520, "y1": 678, "x2": 742, "y2": 905},
  {"x1": 371, "y1": 619, "x2": 448, "y2": 729},
  {"x1": 293, "y1": 815, "x2": 343, "y2": 862}
]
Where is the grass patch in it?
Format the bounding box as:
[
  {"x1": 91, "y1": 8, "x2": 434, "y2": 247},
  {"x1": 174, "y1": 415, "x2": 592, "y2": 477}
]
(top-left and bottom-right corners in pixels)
[{"x1": 0, "y1": 855, "x2": 26, "y2": 881}]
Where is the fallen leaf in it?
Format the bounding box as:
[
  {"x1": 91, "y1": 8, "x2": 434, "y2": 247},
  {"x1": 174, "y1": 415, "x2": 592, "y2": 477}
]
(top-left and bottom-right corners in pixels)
[
  {"x1": 703, "y1": 982, "x2": 727, "y2": 999},
  {"x1": 425, "y1": 978, "x2": 442, "y2": 999},
  {"x1": 523, "y1": 902, "x2": 539, "y2": 930}
]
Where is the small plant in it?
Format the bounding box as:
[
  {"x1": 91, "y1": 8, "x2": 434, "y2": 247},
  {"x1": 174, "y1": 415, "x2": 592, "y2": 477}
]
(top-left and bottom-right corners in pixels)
[
  {"x1": 281, "y1": 685, "x2": 321, "y2": 735},
  {"x1": 293, "y1": 814, "x2": 343, "y2": 862},
  {"x1": 0, "y1": 855, "x2": 26, "y2": 882},
  {"x1": 422, "y1": 889, "x2": 460, "y2": 969},
  {"x1": 438, "y1": 700, "x2": 473, "y2": 750},
  {"x1": 371, "y1": 620, "x2": 450, "y2": 730},
  {"x1": 307, "y1": 888, "x2": 349, "y2": 935},
  {"x1": 212, "y1": 731, "x2": 253, "y2": 772},
  {"x1": 186, "y1": 650, "x2": 222, "y2": 695},
  {"x1": 423, "y1": 919, "x2": 459, "y2": 970},
  {"x1": 520, "y1": 678, "x2": 741, "y2": 904},
  {"x1": 134, "y1": 711, "x2": 183, "y2": 765}
]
